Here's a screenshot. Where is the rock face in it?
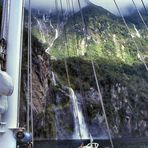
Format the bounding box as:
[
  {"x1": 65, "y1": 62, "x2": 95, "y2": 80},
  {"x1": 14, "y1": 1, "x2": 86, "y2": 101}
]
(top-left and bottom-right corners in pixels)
[
  {"x1": 20, "y1": 5, "x2": 148, "y2": 139},
  {"x1": 20, "y1": 31, "x2": 75, "y2": 139},
  {"x1": 20, "y1": 30, "x2": 51, "y2": 137}
]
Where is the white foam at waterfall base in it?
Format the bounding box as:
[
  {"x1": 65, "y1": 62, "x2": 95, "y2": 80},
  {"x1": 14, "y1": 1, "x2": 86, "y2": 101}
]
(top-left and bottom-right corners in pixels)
[
  {"x1": 1, "y1": 130, "x2": 16, "y2": 148},
  {"x1": 68, "y1": 88, "x2": 89, "y2": 139},
  {"x1": 133, "y1": 24, "x2": 141, "y2": 38}
]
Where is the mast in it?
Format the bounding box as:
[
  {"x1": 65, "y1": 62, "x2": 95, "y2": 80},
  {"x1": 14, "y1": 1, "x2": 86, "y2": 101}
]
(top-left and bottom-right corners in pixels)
[{"x1": 0, "y1": 0, "x2": 24, "y2": 147}]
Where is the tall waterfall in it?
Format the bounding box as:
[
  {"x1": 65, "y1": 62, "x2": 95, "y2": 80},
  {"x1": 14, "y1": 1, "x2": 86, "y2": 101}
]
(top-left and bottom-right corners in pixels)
[{"x1": 68, "y1": 88, "x2": 89, "y2": 139}]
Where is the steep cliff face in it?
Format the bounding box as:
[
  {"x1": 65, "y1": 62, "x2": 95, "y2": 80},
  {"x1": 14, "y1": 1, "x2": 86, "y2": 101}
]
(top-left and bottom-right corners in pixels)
[
  {"x1": 49, "y1": 6, "x2": 148, "y2": 138},
  {"x1": 20, "y1": 5, "x2": 148, "y2": 139},
  {"x1": 51, "y1": 57, "x2": 148, "y2": 138},
  {"x1": 20, "y1": 30, "x2": 57, "y2": 138},
  {"x1": 20, "y1": 30, "x2": 75, "y2": 139}
]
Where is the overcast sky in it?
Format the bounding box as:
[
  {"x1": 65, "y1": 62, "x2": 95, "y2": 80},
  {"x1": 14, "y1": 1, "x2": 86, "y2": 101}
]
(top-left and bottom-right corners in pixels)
[
  {"x1": 90, "y1": 0, "x2": 148, "y2": 15},
  {"x1": 25, "y1": 0, "x2": 148, "y2": 15}
]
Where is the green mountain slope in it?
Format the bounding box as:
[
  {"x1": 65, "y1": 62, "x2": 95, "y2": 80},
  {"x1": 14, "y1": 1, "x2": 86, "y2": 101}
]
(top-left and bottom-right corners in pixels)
[
  {"x1": 22, "y1": 5, "x2": 148, "y2": 138},
  {"x1": 50, "y1": 5, "x2": 148, "y2": 65},
  {"x1": 50, "y1": 5, "x2": 148, "y2": 137}
]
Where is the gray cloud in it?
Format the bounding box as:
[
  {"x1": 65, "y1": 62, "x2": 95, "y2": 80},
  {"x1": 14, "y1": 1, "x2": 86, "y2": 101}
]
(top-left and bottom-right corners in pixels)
[
  {"x1": 25, "y1": 0, "x2": 87, "y2": 12},
  {"x1": 90, "y1": 0, "x2": 148, "y2": 15},
  {"x1": 25, "y1": 0, "x2": 148, "y2": 15}
]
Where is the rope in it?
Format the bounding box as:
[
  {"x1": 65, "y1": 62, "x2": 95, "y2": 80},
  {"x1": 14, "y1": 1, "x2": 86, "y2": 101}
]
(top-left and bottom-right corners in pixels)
[
  {"x1": 1, "y1": 0, "x2": 10, "y2": 39},
  {"x1": 92, "y1": 61, "x2": 114, "y2": 148},
  {"x1": 55, "y1": 0, "x2": 59, "y2": 25},
  {"x1": 140, "y1": 0, "x2": 148, "y2": 14},
  {"x1": 131, "y1": 0, "x2": 148, "y2": 30},
  {"x1": 113, "y1": 0, "x2": 148, "y2": 72},
  {"x1": 73, "y1": 0, "x2": 95, "y2": 140},
  {"x1": 71, "y1": 0, "x2": 80, "y2": 54},
  {"x1": 78, "y1": 0, "x2": 85, "y2": 31},
  {"x1": 59, "y1": 0, "x2": 84, "y2": 139},
  {"x1": 66, "y1": 0, "x2": 70, "y2": 14},
  {"x1": 59, "y1": 0, "x2": 71, "y2": 87},
  {"x1": 28, "y1": 0, "x2": 34, "y2": 145},
  {"x1": 0, "y1": 0, "x2": 10, "y2": 66},
  {"x1": 17, "y1": 0, "x2": 25, "y2": 128},
  {"x1": 29, "y1": 0, "x2": 34, "y2": 144},
  {"x1": 72, "y1": 0, "x2": 92, "y2": 139},
  {"x1": 59, "y1": 0, "x2": 63, "y2": 15},
  {"x1": 27, "y1": 0, "x2": 30, "y2": 132},
  {"x1": 77, "y1": 0, "x2": 114, "y2": 146},
  {"x1": 70, "y1": 0, "x2": 88, "y2": 139}
]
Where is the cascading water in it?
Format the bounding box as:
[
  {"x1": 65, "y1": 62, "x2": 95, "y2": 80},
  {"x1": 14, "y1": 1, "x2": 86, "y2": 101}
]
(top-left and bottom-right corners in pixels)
[
  {"x1": 35, "y1": 17, "x2": 46, "y2": 43},
  {"x1": 133, "y1": 24, "x2": 141, "y2": 38},
  {"x1": 68, "y1": 88, "x2": 89, "y2": 139},
  {"x1": 51, "y1": 71, "x2": 57, "y2": 86},
  {"x1": 45, "y1": 21, "x2": 59, "y2": 53}
]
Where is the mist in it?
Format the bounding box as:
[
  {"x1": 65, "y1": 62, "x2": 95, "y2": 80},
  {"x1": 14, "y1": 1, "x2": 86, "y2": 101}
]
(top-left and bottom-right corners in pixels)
[
  {"x1": 25, "y1": 0, "x2": 87, "y2": 12},
  {"x1": 25, "y1": 0, "x2": 148, "y2": 15},
  {"x1": 90, "y1": 0, "x2": 148, "y2": 15}
]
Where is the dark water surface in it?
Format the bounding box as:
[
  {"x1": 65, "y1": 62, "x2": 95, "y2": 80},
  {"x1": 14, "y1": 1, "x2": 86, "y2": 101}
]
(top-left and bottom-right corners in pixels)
[{"x1": 34, "y1": 138, "x2": 148, "y2": 148}]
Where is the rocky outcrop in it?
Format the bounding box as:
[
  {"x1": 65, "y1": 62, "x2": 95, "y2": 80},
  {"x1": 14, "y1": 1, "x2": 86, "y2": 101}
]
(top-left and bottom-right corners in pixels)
[
  {"x1": 20, "y1": 30, "x2": 52, "y2": 137},
  {"x1": 20, "y1": 31, "x2": 75, "y2": 139}
]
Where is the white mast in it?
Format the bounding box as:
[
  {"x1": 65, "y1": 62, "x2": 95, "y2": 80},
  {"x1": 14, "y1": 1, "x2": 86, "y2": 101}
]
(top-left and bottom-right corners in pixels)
[
  {"x1": 6, "y1": 0, "x2": 24, "y2": 128},
  {"x1": 0, "y1": 0, "x2": 24, "y2": 147}
]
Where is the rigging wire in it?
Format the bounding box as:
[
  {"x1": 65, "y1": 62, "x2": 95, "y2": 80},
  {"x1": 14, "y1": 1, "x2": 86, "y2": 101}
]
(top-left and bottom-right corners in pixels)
[
  {"x1": 54, "y1": 0, "x2": 60, "y2": 36},
  {"x1": 91, "y1": 61, "x2": 114, "y2": 148},
  {"x1": 77, "y1": 0, "x2": 86, "y2": 33},
  {"x1": 77, "y1": 0, "x2": 114, "y2": 147},
  {"x1": 59, "y1": 0, "x2": 83, "y2": 138},
  {"x1": 29, "y1": 7, "x2": 34, "y2": 148},
  {"x1": 18, "y1": 0, "x2": 25, "y2": 128},
  {"x1": 70, "y1": 0, "x2": 89, "y2": 139},
  {"x1": 59, "y1": 0, "x2": 63, "y2": 15},
  {"x1": 131, "y1": 0, "x2": 148, "y2": 30},
  {"x1": 59, "y1": 0, "x2": 71, "y2": 87},
  {"x1": 71, "y1": 0, "x2": 80, "y2": 54},
  {"x1": 1, "y1": 0, "x2": 10, "y2": 39},
  {"x1": 66, "y1": 0, "x2": 70, "y2": 15},
  {"x1": 55, "y1": 0, "x2": 60, "y2": 26},
  {"x1": 27, "y1": 1, "x2": 30, "y2": 133},
  {"x1": 70, "y1": 0, "x2": 93, "y2": 139},
  {"x1": 140, "y1": 0, "x2": 148, "y2": 14},
  {"x1": 0, "y1": 0, "x2": 10, "y2": 69},
  {"x1": 28, "y1": 0, "x2": 34, "y2": 145},
  {"x1": 55, "y1": 0, "x2": 58, "y2": 14},
  {"x1": 113, "y1": 0, "x2": 148, "y2": 72}
]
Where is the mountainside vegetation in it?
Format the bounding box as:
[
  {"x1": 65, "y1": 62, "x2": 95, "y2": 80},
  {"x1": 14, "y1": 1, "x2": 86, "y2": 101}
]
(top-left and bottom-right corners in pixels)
[{"x1": 21, "y1": 4, "x2": 148, "y2": 139}]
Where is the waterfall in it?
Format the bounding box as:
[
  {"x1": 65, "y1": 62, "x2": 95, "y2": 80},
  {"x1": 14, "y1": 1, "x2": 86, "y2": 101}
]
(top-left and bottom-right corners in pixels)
[
  {"x1": 68, "y1": 88, "x2": 89, "y2": 139},
  {"x1": 51, "y1": 72, "x2": 57, "y2": 86},
  {"x1": 133, "y1": 24, "x2": 141, "y2": 38},
  {"x1": 35, "y1": 17, "x2": 46, "y2": 43},
  {"x1": 55, "y1": 29, "x2": 59, "y2": 40},
  {"x1": 45, "y1": 21, "x2": 59, "y2": 53}
]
